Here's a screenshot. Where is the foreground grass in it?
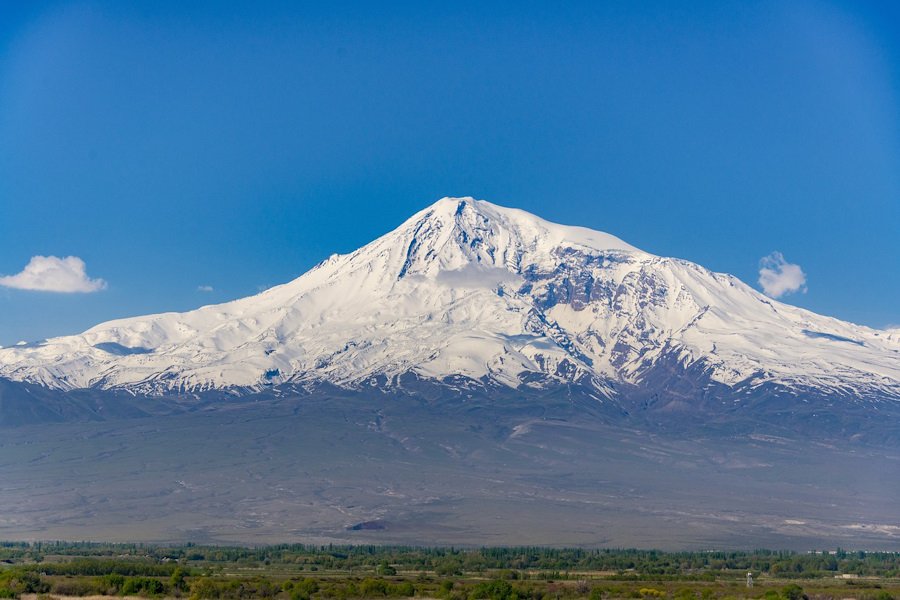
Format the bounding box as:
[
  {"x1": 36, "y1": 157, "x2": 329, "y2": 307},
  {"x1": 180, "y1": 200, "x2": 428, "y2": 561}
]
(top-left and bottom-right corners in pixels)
[{"x1": 1, "y1": 544, "x2": 899, "y2": 600}]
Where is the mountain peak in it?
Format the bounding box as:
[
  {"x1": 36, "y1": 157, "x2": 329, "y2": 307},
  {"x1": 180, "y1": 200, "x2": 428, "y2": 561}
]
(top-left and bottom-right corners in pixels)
[{"x1": 391, "y1": 197, "x2": 643, "y2": 280}]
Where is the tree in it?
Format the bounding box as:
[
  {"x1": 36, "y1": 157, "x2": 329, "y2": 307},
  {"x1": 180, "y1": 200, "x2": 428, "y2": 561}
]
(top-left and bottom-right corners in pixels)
[{"x1": 171, "y1": 567, "x2": 188, "y2": 592}]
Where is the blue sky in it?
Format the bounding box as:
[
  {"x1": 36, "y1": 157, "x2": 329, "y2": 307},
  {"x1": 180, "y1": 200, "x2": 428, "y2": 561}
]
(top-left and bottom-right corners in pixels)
[{"x1": 1, "y1": 1, "x2": 898, "y2": 345}]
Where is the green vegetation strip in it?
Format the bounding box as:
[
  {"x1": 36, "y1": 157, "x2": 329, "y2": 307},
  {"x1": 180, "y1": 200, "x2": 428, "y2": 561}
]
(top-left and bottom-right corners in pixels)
[{"x1": 0, "y1": 543, "x2": 898, "y2": 600}]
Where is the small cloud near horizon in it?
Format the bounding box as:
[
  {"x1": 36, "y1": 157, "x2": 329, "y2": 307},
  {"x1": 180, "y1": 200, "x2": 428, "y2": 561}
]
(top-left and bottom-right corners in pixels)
[
  {"x1": 758, "y1": 251, "x2": 806, "y2": 298},
  {"x1": 197, "y1": 285, "x2": 214, "y2": 292},
  {"x1": 0, "y1": 256, "x2": 106, "y2": 293}
]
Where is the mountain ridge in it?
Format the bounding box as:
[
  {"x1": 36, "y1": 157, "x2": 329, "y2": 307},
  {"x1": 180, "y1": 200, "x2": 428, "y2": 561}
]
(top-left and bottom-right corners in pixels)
[{"x1": 1, "y1": 197, "x2": 899, "y2": 408}]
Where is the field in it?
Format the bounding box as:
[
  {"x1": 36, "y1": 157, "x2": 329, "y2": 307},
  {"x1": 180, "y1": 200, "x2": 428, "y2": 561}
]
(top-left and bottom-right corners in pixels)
[{"x1": 2, "y1": 544, "x2": 900, "y2": 600}]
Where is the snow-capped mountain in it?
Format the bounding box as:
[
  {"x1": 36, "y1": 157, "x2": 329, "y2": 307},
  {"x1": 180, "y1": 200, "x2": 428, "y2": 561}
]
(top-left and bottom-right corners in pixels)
[{"x1": 2, "y1": 197, "x2": 899, "y2": 405}]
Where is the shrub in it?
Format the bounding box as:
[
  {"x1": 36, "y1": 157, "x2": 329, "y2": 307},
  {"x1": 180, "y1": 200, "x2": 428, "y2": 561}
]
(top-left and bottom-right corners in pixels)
[
  {"x1": 470, "y1": 579, "x2": 515, "y2": 600},
  {"x1": 2, "y1": 571, "x2": 48, "y2": 596},
  {"x1": 782, "y1": 585, "x2": 805, "y2": 600},
  {"x1": 394, "y1": 582, "x2": 416, "y2": 597},
  {"x1": 290, "y1": 578, "x2": 319, "y2": 600},
  {"x1": 190, "y1": 577, "x2": 221, "y2": 599},
  {"x1": 673, "y1": 589, "x2": 696, "y2": 600},
  {"x1": 51, "y1": 578, "x2": 99, "y2": 596},
  {"x1": 122, "y1": 576, "x2": 166, "y2": 596},
  {"x1": 100, "y1": 573, "x2": 126, "y2": 594},
  {"x1": 361, "y1": 578, "x2": 391, "y2": 597}
]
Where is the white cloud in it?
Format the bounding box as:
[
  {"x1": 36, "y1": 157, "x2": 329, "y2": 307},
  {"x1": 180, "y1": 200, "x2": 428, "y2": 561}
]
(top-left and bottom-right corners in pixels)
[
  {"x1": 758, "y1": 251, "x2": 807, "y2": 298},
  {"x1": 197, "y1": 285, "x2": 214, "y2": 292},
  {"x1": 0, "y1": 256, "x2": 107, "y2": 293}
]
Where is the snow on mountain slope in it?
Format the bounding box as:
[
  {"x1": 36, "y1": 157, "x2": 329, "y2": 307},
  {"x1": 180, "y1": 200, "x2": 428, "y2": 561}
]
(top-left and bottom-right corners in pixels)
[{"x1": 1, "y1": 197, "x2": 899, "y2": 402}]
